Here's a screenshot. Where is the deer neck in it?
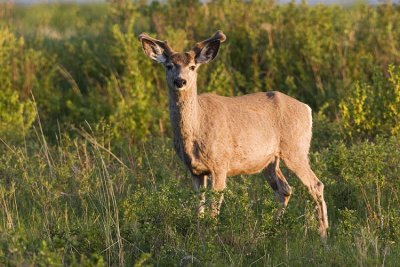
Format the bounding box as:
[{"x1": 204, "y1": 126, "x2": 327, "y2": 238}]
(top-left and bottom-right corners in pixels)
[{"x1": 168, "y1": 85, "x2": 200, "y2": 160}]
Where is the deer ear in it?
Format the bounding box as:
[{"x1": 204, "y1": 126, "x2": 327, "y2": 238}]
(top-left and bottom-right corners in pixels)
[
  {"x1": 195, "y1": 40, "x2": 221, "y2": 64},
  {"x1": 140, "y1": 38, "x2": 168, "y2": 63}
]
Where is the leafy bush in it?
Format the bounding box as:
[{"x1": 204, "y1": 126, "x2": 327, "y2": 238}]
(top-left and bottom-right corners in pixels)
[
  {"x1": 0, "y1": 28, "x2": 36, "y2": 142},
  {"x1": 340, "y1": 65, "x2": 400, "y2": 139}
]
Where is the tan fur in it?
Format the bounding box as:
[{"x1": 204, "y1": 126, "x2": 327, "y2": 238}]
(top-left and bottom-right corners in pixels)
[{"x1": 139, "y1": 31, "x2": 329, "y2": 239}]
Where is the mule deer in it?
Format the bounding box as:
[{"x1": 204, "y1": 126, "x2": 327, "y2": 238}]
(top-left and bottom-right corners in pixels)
[{"x1": 138, "y1": 31, "x2": 329, "y2": 238}]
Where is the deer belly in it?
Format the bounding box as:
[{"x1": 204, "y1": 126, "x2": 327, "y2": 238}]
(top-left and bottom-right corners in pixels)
[
  {"x1": 227, "y1": 137, "x2": 278, "y2": 176},
  {"x1": 227, "y1": 153, "x2": 275, "y2": 176}
]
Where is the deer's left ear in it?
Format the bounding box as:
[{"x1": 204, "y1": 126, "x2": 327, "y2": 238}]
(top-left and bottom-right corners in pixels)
[
  {"x1": 195, "y1": 40, "x2": 221, "y2": 64},
  {"x1": 193, "y1": 31, "x2": 226, "y2": 64}
]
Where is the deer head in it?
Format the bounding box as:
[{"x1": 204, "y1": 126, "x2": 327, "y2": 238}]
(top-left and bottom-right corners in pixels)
[{"x1": 138, "y1": 31, "x2": 226, "y2": 91}]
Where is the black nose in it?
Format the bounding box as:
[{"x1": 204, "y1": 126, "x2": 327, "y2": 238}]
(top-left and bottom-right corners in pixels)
[{"x1": 174, "y1": 78, "x2": 187, "y2": 88}]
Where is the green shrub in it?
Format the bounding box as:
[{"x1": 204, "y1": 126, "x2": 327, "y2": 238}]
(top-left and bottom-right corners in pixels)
[
  {"x1": 0, "y1": 28, "x2": 36, "y2": 142},
  {"x1": 340, "y1": 65, "x2": 400, "y2": 139}
]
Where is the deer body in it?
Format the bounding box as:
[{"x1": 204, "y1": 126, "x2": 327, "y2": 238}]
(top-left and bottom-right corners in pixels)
[
  {"x1": 139, "y1": 31, "x2": 329, "y2": 239},
  {"x1": 171, "y1": 90, "x2": 311, "y2": 177}
]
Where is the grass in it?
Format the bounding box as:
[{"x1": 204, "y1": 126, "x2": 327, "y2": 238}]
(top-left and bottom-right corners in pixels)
[{"x1": 0, "y1": 118, "x2": 399, "y2": 266}]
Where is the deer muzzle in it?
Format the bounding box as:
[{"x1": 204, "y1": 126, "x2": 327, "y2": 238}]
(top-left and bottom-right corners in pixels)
[{"x1": 174, "y1": 78, "x2": 187, "y2": 89}]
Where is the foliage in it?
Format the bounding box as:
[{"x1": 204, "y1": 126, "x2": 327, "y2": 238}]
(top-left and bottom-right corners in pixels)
[
  {"x1": 0, "y1": 1, "x2": 400, "y2": 266},
  {"x1": 1, "y1": 1, "x2": 400, "y2": 142},
  {"x1": 0, "y1": 27, "x2": 36, "y2": 142},
  {"x1": 340, "y1": 65, "x2": 400, "y2": 139}
]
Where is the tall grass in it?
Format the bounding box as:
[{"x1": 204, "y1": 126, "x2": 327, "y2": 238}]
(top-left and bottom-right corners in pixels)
[{"x1": 1, "y1": 114, "x2": 399, "y2": 265}]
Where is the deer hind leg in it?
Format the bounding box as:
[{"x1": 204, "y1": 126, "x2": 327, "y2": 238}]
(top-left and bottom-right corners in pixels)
[
  {"x1": 210, "y1": 171, "x2": 227, "y2": 218},
  {"x1": 283, "y1": 155, "x2": 329, "y2": 239},
  {"x1": 262, "y1": 157, "x2": 292, "y2": 220},
  {"x1": 192, "y1": 175, "x2": 208, "y2": 216}
]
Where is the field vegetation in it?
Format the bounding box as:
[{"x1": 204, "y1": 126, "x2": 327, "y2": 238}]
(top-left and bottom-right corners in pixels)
[{"x1": 0, "y1": 0, "x2": 399, "y2": 266}]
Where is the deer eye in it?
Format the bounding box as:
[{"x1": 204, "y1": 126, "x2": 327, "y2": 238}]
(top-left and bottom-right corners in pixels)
[
  {"x1": 166, "y1": 64, "x2": 173, "y2": 70},
  {"x1": 189, "y1": 65, "x2": 196, "y2": 71}
]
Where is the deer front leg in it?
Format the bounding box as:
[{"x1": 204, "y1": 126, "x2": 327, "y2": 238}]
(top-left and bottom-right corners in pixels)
[
  {"x1": 210, "y1": 171, "x2": 227, "y2": 218},
  {"x1": 192, "y1": 175, "x2": 208, "y2": 216}
]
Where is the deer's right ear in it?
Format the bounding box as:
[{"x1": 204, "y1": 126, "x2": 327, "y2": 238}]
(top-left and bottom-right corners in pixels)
[
  {"x1": 138, "y1": 33, "x2": 173, "y2": 63},
  {"x1": 140, "y1": 39, "x2": 167, "y2": 63}
]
